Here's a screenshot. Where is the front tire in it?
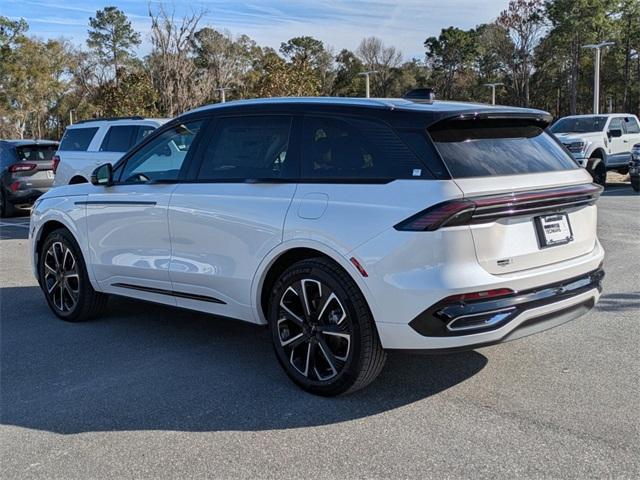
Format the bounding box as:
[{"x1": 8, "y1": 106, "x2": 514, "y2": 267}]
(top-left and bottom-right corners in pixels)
[
  {"x1": 268, "y1": 258, "x2": 386, "y2": 396},
  {"x1": 38, "y1": 228, "x2": 108, "y2": 322},
  {"x1": 589, "y1": 161, "x2": 607, "y2": 187}
]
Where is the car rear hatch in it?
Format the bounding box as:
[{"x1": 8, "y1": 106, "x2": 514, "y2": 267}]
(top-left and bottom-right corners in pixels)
[
  {"x1": 14, "y1": 144, "x2": 57, "y2": 186},
  {"x1": 428, "y1": 114, "x2": 601, "y2": 275}
]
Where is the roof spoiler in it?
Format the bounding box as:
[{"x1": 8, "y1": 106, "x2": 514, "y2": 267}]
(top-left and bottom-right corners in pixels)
[{"x1": 430, "y1": 111, "x2": 554, "y2": 129}]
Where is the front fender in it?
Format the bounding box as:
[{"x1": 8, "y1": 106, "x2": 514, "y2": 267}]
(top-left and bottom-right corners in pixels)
[{"x1": 29, "y1": 195, "x2": 95, "y2": 288}]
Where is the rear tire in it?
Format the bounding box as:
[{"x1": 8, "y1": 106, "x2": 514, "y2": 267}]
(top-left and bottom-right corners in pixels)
[
  {"x1": 632, "y1": 176, "x2": 640, "y2": 193},
  {"x1": 268, "y1": 257, "x2": 386, "y2": 396},
  {"x1": 38, "y1": 228, "x2": 108, "y2": 322},
  {"x1": 0, "y1": 190, "x2": 15, "y2": 217}
]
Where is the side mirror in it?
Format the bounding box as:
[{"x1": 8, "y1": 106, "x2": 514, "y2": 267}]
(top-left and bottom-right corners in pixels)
[
  {"x1": 91, "y1": 163, "x2": 113, "y2": 186},
  {"x1": 608, "y1": 128, "x2": 623, "y2": 138}
]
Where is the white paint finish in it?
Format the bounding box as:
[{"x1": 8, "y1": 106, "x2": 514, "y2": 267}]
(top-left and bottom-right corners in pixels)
[
  {"x1": 84, "y1": 184, "x2": 177, "y2": 294},
  {"x1": 375, "y1": 287, "x2": 601, "y2": 350},
  {"x1": 31, "y1": 122, "x2": 607, "y2": 352},
  {"x1": 453, "y1": 169, "x2": 599, "y2": 274},
  {"x1": 167, "y1": 182, "x2": 297, "y2": 319},
  {"x1": 297, "y1": 192, "x2": 329, "y2": 219},
  {"x1": 285, "y1": 180, "x2": 464, "y2": 255}
]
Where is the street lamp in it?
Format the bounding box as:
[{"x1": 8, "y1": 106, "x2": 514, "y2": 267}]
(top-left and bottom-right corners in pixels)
[
  {"x1": 483, "y1": 82, "x2": 504, "y2": 105},
  {"x1": 358, "y1": 70, "x2": 377, "y2": 98},
  {"x1": 582, "y1": 41, "x2": 614, "y2": 114},
  {"x1": 215, "y1": 87, "x2": 233, "y2": 103}
]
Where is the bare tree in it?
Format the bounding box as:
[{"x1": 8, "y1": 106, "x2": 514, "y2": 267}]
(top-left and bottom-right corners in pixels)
[
  {"x1": 497, "y1": 0, "x2": 545, "y2": 107},
  {"x1": 192, "y1": 28, "x2": 259, "y2": 101},
  {"x1": 356, "y1": 37, "x2": 402, "y2": 97},
  {"x1": 147, "y1": 4, "x2": 205, "y2": 117}
]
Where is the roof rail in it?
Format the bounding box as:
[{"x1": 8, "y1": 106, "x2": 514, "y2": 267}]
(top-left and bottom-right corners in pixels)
[{"x1": 73, "y1": 116, "x2": 145, "y2": 124}]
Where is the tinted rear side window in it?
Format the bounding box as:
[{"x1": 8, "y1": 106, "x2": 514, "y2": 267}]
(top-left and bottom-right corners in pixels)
[
  {"x1": 301, "y1": 115, "x2": 428, "y2": 181},
  {"x1": 100, "y1": 126, "x2": 137, "y2": 152},
  {"x1": 197, "y1": 116, "x2": 293, "y2": 181},
  {"x1": 429, "y1": 119, "x2": 578, "y2": 178},
  {"x1": 59, "y1": 127, "x2": 99, "y2": 151}
]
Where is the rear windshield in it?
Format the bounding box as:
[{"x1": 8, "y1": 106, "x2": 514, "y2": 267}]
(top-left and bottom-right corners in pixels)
[
  {"x1": 59, "y1": 127, "x2": 99, "y2": 151},
  {"x1": 429, "y1": 119, "x2": 578, "y2": 178},
  {"x1": 16, "y1": 144, "x2": 57, "y2": 161}
]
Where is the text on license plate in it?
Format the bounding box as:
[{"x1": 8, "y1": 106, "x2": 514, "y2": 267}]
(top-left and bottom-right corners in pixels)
[{"x1": 534, "y1": 213, "x2": 573, "y2": 248}]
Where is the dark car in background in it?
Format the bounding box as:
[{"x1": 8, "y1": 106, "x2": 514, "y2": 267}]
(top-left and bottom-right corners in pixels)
[{"x1": 0, "y1": 140, "x2": 58, "y2": 217}]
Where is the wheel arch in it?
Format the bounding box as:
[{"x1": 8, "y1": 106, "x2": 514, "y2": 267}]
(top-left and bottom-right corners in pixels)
[
  {"x1": 31, "y1": 199, "x2": 97, "y2": 290},
  {"x1": 588, "y1": 148, "x2": 606, "y2": 169},
  {"x1": 69, "y1": 175, "x2": 88, "y2": 185},
  {"x1": 252, "y1": 241, "x2": 376, "y2": 326}
]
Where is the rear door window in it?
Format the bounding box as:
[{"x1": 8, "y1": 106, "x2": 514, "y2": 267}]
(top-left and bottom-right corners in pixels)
[
  {"x1": 59, "y1": 127, "x2": 99, "y2": 151},
  {"x1": 100, "y1": 126, "x2": 137, "y2": 152},
  {"x1": 429, "y1": 119, "x2": 578, "y2": 178},
  {"x1": 197, "y1": 116, "x2": 294, "y2": 181},
  {"x1": 301, "y1": 115, "x2": 427, "y2": 181}
]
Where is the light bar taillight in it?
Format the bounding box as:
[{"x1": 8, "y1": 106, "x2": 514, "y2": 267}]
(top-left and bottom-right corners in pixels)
[
  {"x1": 8, "y1": 163, "x2": 37, "y2": 173},
  {"x1": 395, "y1": 183, "x2": 603, "y2": 231}
]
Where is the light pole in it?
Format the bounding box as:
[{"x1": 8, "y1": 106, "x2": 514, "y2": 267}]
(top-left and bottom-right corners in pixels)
[
  {"x1": 215, "y1": 87, "x2": 233, "y2": 103},
  {"x1": 358, "y1": 70, "x2": 377, "y2": 98},
  {"x1": 483, "y1": 82, "x2": 504, "y2": 105},
  {"x1": 582, "y1": 41, "x2": 614, "y2": 114}
]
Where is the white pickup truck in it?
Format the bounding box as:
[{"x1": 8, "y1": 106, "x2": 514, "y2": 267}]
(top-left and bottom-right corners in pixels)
[
  {"x1": 550, "y1": 114, "x2": 640, "y2": 186},
  {"x1": 53, "y1": 117, "x2": 169, "y2": 186}
]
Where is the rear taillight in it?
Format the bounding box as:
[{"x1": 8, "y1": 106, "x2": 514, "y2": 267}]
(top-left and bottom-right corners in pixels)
[
  {"x1": 8, "y1": 163, "x2": 37, "y2": 173},
  {"x1": 52, "y1": 155, "x2": 60, "y2": 174},
  {"x1": 395, "y1": 183, "x2": 603, "y2": 231}
]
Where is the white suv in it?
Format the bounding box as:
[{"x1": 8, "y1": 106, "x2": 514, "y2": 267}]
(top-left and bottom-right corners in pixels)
[
  {"x1": 550, "y1": 114, "x2": 640, "y2": 186},
  {"x1": 30, "y1": 98, "x2": 605, "y2": 395},
  {"x1": 53, "y1": 117, "x2": 168, "y2": 186}
]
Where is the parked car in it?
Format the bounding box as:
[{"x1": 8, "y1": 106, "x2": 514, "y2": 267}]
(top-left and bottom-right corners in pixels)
[
  {"x1": 53, "y1": 117, "x2": 168, "y2": 186},
  {"x1": 630, "y1": 143, "x2": 640, "y2": 192},
  {"x1": 550, "y1": 114, "x2": 640, "y2": 186},
  {"x1": 0, "y1": 139, "x2": 58, "y2": 217},
  {"x1": 30, "y1": 97, "x2": 605, "y2": 395}
]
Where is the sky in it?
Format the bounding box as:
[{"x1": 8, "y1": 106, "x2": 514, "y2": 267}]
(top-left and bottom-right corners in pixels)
[{"x1": 3, "y1": 0, "x2": 510, "y2": 59}]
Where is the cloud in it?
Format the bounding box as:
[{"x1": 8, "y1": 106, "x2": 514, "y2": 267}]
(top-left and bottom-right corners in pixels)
[{"x1": 10, "y1": 0, "x2": 510, "y2": 58}]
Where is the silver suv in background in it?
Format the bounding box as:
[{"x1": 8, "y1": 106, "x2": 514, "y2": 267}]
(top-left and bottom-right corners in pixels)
[
  {"x1": 550, "y1": 114, "x2": 640, "y2": 186},
  {"x1": 53, "y1": 117, "x2": 168, "y2": 186}
]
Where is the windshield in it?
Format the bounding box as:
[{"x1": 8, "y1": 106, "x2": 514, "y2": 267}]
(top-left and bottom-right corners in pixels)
[{"x1": 550, "y1": 117, "x2": 607, "y2": 134}]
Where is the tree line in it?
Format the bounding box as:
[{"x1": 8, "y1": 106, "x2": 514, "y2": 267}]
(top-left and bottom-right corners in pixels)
[{"x1": 0, "y1": 0, "x2": 638, "y2": 140}]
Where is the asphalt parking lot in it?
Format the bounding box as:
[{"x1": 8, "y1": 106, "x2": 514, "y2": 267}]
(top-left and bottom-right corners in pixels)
[{"x1": 0, "y1": 182, "x2": 638, "y2": 479}]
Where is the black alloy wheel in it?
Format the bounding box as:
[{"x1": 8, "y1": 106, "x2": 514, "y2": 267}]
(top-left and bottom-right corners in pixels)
[
  {"x1": 39, "y1": 228, "x2": 108, "y2": 322},
  {"x1": 269, "y1": 258, "x2": 386, "y2": 396}
]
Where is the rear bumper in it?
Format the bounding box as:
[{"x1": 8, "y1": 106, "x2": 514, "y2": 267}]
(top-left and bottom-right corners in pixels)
[
  {"x1": 3, "y1": 187, "x2": 50, "y2": 208},
  {"x1": 377, "y1": 281, "x2": 601, "y2": 351}
]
